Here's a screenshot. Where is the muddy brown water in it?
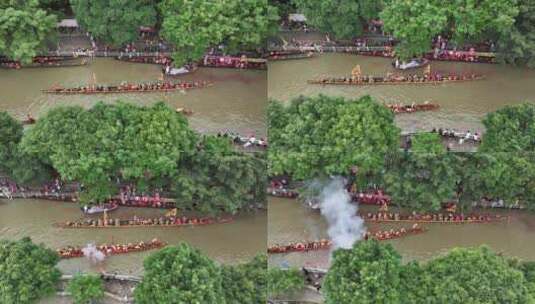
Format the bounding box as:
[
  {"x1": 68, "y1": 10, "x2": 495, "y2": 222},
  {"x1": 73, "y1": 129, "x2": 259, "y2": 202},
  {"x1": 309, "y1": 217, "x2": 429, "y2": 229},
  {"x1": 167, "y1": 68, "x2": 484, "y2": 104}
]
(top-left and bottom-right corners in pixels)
[
  {"x1": 0, "y1": 59, "x2": 267, "y2": 274},
  {"x1": 268, "y1": 53, "x2": 535, "y2": 134},
  {"x1": 0, "y1": 58, "x2": 267, "y2": 137},
  {"x1": 0, "y1": 199, "x2": 267, "y2": 274},
  {"x1": 268, "y1": 197, "x2": 535, "y2": 269}
]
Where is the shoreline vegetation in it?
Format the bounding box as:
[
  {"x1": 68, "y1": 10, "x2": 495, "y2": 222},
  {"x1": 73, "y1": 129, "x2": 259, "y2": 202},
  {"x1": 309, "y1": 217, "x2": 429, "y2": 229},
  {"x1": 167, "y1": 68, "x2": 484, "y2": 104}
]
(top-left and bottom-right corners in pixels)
[{"x1": 0, "y1": 102, "x2": 266, "y2": 215}]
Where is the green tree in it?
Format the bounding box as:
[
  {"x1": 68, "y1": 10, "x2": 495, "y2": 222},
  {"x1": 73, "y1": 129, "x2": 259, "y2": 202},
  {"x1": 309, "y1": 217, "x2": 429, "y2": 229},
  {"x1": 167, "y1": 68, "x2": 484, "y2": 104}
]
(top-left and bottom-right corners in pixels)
[
  {"x1": 70, "y1": 0, "x2": 157, "y2": 47},
  {"x1": 20, "y1": 102, "x2": 196, "y2": 204},
  {"x1": 480, "y1": 103, "x2": 535, "y2": 152},
  {"x1": 268, "y1": 95, "x2": 400, "y2": 182},
  {"x1": 67, "y1": 273, "x2": 104, "y2": 304},
  {"x1": 267, "y1": 267, "x2": 305, "y2": 297},
  {"x1": 381, "y1": 0, "x2": 518, "y2": 59},
  {"x1": 222, "y1": 254, "x2": 267, "y2": 304},
  {"x1": 173, "y1": 144, "x2": 267, "y2": 215},
  {"x1": 381, "y1": 0, "x2": 448, "y2": 59},
  {"x1": 292, "y1": 0, "x2": 384, "y2": 40},
  {"x1": 159, "y1": 0, "x2": 278, "y2": 66},
  {"x1": 323, "y1": 240, "x2": 402, "y2": 304},
  {"x1": 0, "y1": 237, "x2": 61, "y2": 304},
  {"x1": 385, "y1": 134, "x2": 457, "y2": 211},
  {"x1": 423, "y1": 246, "x2": 533, "y2": 304},
  {"x1": 497, "y1": 0, "x2": 535, "y2": 67},
  {"x1": 0, "y1": 111, "x2": 23, "y2": 174},
  {"x1": 0, "y1": 0, "x2": 57, "y2": 63},
  {"x1": 134, "y1": 243, "x2": 225, "y2": 304}
]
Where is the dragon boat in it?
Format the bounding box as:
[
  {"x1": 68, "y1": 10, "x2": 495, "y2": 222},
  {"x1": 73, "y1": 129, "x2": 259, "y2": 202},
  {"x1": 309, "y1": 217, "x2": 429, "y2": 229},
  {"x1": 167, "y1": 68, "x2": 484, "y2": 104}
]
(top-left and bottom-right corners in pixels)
[
  {"x1": 362, "y1": 212, "x2": 508, "y2": 224},
  {"x1": 308, "y1": 73, "x2": 484, "y2": 86},
  {"x1": 41, "y1": 81, "x2": 211, "y2": 94},
  {"x1": 56, "y1": 216, "x2": 233, "y2": 229},
  {"x1": 57, "y1": 238, "x2": 166, "y2": 259}
]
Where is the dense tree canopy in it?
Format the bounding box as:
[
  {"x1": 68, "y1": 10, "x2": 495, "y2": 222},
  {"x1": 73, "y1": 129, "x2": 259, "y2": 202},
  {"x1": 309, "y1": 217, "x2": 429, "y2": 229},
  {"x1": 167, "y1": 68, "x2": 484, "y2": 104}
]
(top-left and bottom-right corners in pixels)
[
  {"x1": 70, "y1": 0, "x2": 157, "y2": 47},
  {"x1": 174, "y1": 146, "x2": 267, "y2": 214},
  {"x1": 267, "y1": 267, "x2": 305, "y2": 298},
  {"x1": 0, "y1": 112, "x2": 23, "y2": 174},
  {"x1": 268, "y1": 95, "x2": 400, "y2": 181},
  {"x1": 292, "y1": 0, "x2": 384, "y2": 40},
  {"x1": 136, "y1": 244, "x2": 267, "y2": 304},
  {"x1": 497, "y1": 0, "x2": 535, "y2": 67},
  {"x1": 21, "y1": 102, "x2": 196, "y2": 203},
  {"x1": 323, "y1": 241, "x2": 535, "y2": 304},
  {"x1": 134, "y1": 243, "x2": 225, "y2": 304},
  {"x1": 480, "y1": 103, "x2": 535, "y2": 152},
  {"x1": 0, "y1": 0, "x2": 57, "y2": 63},
  {"x1": 159, "y1": 0, "x2": 278, "y2": 66},
  {"x1": 381, "y1": 0, "x2": 518, "y2": 59},
  {"x1": 385, "y1": 133, "x2": 457, "y2": 211},
  {"x1": 67, "y1": 274, "x2": 104, "y2": 304},
  {"x1": 222, "y1": 254, "x2": 267, "y2": 304},
  {"x1": 0, "y1": 237, "x2": 61, "y2": 304},
  {"x1": 323, "y1": 240, "x2": 403, "y2": 304}
]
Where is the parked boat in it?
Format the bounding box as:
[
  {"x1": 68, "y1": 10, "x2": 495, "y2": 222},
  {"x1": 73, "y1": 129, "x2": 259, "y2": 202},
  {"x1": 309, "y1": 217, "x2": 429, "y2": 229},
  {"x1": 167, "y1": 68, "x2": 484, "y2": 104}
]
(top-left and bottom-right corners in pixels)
[
  {"x1": 81, "y1": 203, "x2": 119, "y2": 215},
  {"x1": 115, "y1": 55, "x2": 171, "y2": 65},
  {"x1": 267, "y1": 187, "x2": 299, "y2": 198},
  {"x1": 57, "y1": 238, "x2": 166, "y2": 259},
  {"x1": 393, "y1": 58, "x2": 429, "y2": 70},
  {"x1": 1, "y1": 58, "x2": 90, "y2": 69},
  {"x1": 268, "y1": 51, "x2": 316, "y2": 61},
  {"x1": 201, "y1": 55, "x2": 267, "y2": 70}
]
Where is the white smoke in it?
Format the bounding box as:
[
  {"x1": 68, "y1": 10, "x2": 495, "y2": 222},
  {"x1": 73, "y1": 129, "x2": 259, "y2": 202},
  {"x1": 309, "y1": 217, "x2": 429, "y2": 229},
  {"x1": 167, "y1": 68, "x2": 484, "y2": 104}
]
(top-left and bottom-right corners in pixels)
[
  {"x1": 317, "y1": 177, "x2": 366, "y2": 249},
  {"x1": 82, "y1": 243, "x2": 106, "y2": 263}
]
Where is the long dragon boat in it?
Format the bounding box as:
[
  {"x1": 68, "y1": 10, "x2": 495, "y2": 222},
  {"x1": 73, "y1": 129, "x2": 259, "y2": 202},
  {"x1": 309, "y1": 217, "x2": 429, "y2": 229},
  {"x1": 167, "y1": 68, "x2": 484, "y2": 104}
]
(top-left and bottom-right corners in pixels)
[
  {"x1": 200, "y1": 55, "x2": 267, "y2": 70},
  {"x1": 308, "y1": 73, "x2": 484, "y2": 86},
  {"x1": 56, "y1": 216, "x2": 233, "y2": 229},
  {"x1": 361, "y1": 212, "x2": 508, "y2": 224},
  {"x1": 348, "y1": 49, "x2": 496, "y2": 64},
  {"x1": 1, "y1": 58, "x2": 90, "y2": 69},
  {"x1": 386, "y1": 102, "x2": 440, "y2": 114},
  {"x1": 57, "y1": 238, "x2": 166, "y2": 259},
  {"x1": 267, "y1": 226, "x2": 426, "y2": 254},
  {"x1": 41, "y1": 80, "x2": 211, "y2": 94}
]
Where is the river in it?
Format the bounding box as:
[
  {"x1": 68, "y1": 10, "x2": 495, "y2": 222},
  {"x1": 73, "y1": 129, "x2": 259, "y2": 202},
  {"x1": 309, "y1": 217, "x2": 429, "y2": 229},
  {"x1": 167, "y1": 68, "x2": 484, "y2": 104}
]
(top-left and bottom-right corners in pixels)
[
  {"x1": 268, "y1": 53, "x2": 535, "y2": 134},
  {"x1": 0, "y1": 199, "x2": 267, "y2": 274},
  {"x1": 268, "y1": 197, "x2": 535, "y2": 269},
  {"x1": 0, "y1": 59, "x2": 267, "y2": 275},
  {"x1": 0, "y1": 58, "x2": 267, "y2": 137}
]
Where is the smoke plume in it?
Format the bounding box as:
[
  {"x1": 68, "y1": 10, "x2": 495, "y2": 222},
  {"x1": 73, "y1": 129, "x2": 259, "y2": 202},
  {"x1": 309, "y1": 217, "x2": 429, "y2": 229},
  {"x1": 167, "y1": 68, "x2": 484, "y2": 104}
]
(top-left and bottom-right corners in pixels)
[
  {"x1": 317, "y1": 177, "x2": 366, "y2": 249},
  {"x1": 82, "y1": 243, "x2": 106, "y2": 263}
]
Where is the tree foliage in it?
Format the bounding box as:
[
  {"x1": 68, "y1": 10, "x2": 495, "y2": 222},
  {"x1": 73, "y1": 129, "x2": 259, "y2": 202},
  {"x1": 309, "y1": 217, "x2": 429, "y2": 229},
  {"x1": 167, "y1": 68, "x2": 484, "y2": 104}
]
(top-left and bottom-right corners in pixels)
[
  {"x1": 0, "y1": 0, "x2": 57, "y2": 63},
  {"x1": 267, "y1": 267, "x2": 305, "y2": 297},
  {"x1": 134, "y1": 243, "x2": 225, "y2": 304},
  {"x1": 385, "y1": 133, "x2": 457, "y2": 211},
  {"x1": 497, "y1": 0, "x2": 535, "y2": 67},
  {"x1": 0, "y1": 237, "x2": 61, "y2": 304},
  {"x1": 0, "y1": 111, "x2": 23, "y2": 174},
  {"x1": 268, "y1": 95, "x2": 400, "y2": 181},
  {"x1": 21, "y1": 102, "x2": 196, "y2": 204},
  {"x1": 323, "y1": 240, "x2": 403, "y2": 304},
  {"x1": 292, "y1": 0, "x2": 384, "y2": 40},
  {"x1": 381, "y1": 0, "x2": 518, "y2": 59},
  {"x1": 67, "y1": 273, "x2": 104, "y2": 304},
  {"x1": 70, "y1": 0, "x2": 157, "y2": 47},
  {"x1": 174, "y1": 144, "x2": 267, "y2": 215},
  {"x1": 480, "y1": 103, "x2": 535, "y2": 152},
  {"x1": 222, "y1": 254, "x2": 267, "y2": 304},
  {"x1": 159, "y1": 0, "x2": 278, "y2": 66},
  {"x1": 324, "y1": 241, "x2": 535, "y2": 304}
]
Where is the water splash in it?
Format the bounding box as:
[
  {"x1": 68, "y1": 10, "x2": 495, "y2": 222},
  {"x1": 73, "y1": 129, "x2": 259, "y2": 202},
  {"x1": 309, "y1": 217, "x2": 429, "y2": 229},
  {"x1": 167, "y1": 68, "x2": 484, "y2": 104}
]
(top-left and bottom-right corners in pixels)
[
  {"x1": 81, "y1": 243, "x2": 106, "y2": 263},
  {"x1": 316, "y1": 177, "x2": 366, "y2": 249}
]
